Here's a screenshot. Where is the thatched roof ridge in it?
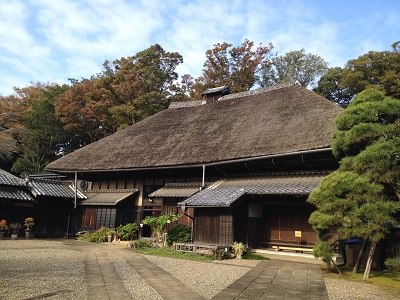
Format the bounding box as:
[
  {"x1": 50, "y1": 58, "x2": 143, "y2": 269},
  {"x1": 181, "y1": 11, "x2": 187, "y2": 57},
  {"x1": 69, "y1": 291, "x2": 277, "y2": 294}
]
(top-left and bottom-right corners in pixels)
[{"x1": 46, "y1": 85, "x2": 343, "y2": 172}]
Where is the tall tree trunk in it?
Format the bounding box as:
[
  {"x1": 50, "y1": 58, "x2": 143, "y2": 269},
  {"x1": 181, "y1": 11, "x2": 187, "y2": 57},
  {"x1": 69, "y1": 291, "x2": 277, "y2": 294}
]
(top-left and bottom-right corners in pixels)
[
  {"x1": 353, "y1": 238, "x2": 369, "y2": 273},
  {"x1": 363, "y1": 241, "x2": 377, "y2": 280}
]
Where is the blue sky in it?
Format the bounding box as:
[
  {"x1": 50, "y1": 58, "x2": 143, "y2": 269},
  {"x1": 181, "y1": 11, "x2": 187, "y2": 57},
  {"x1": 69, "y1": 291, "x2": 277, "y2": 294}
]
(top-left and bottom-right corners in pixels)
[{"x1": 0, "y1": 0, "x2": 399, "y2": 96}]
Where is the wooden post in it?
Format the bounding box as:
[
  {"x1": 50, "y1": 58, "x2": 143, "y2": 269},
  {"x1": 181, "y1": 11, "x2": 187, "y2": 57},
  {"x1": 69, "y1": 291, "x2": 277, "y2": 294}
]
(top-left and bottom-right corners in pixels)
[{"x1": 295, "y1": 231, "x2": 302, "y2": 248}]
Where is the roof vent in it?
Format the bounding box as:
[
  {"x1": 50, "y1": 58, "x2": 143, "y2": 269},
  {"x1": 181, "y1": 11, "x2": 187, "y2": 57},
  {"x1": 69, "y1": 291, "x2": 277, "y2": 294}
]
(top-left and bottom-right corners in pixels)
[{"x1": 201, "y1": 86, "x2": 230, "y2": 103}]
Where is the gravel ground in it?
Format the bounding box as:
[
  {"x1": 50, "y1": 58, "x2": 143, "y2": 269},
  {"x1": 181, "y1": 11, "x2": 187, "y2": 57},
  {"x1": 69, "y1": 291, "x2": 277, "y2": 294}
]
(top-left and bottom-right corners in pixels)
[
  {"x1": 0, "y1": 239, "x2": 398, "y2": 300},
  {"x1": 0, "y1": 240, "x2": 86, "y2": 300},
  {"x1": 324, "y1": 277, "x2": 399, "y2": 300},
  {"x1": 106, "y1": 251, "x2": 162, "y2": 300},
  {"x1": 144, "y1": 255, "x2": 258, "y2": 299}
]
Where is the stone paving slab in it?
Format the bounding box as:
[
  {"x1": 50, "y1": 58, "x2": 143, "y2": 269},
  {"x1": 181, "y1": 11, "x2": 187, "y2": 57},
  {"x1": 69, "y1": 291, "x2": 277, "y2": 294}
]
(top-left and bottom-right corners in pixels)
[
  {"x1": 212, "y1": 260, "x2": 327, "y2": 300},
  {"x1": 61, "y1": 240, "x2": 327, "y2": 300}
]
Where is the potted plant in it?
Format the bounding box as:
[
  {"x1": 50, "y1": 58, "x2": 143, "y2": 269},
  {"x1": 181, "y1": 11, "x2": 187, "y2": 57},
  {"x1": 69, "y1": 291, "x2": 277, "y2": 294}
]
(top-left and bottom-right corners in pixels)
[
  {"x1": 9, "y1": 222, "x2": 22, "y2": 240},
  {"x1": 0, "y1": 220, "x2": 8, "y2": 239},
  {"x1": 232, "y1": 241, "x2": 245, "y2": 259},
  {"x1": 24, "y1": 217, "x2": 35, "y2": 239}
]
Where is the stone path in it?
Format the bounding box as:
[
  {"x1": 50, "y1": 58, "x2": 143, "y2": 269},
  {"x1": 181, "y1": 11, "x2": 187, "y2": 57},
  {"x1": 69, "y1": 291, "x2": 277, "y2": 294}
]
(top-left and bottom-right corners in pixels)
[
  {"x1": 0, "y1": 239, "x2": 327, "y2": 299},
  {"x1": 67, "y1": 240, "x2": 327, "y2": 300},
  {"x1": 212, "y1": 260, "x2": 327, "y2": 300}
]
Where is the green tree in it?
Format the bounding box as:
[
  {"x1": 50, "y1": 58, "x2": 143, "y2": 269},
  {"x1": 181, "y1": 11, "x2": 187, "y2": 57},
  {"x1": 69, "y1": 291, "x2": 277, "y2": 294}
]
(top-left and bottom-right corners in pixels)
[
  {"x1": 314, "y1": 41, "x2": 400, "y2": 106},
  {"x1": 341, "y1": 42, "x2": 400, "y2": 99},
  {"x1": 194, "y1": 39, "x2": 274, "y2": 95},
  {"x1": 313, "y1": 67, "x2": 353, "y2": 107},
  {"x1": 260, "y1": 49, "x2": 328, "y2": 88},
  {"x1": 141, "y1": 213, "x2": 182, "y2": 246},
  {"x1": 11, "y1": 84, "x2": 68, "y2": 175},
  {"x1": 108, "y1": 44, "x2": 184, "y2": 129},
  {"x1": 308, "y1": 89, "x2": 400, "y2": 280},
  {"x1": 0, "y1": 86, "x2": 41, "y2": 166}
]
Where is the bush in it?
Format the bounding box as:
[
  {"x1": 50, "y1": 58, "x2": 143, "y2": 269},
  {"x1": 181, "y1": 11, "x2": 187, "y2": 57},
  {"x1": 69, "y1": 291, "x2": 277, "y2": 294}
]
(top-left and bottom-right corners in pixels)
[
  {"x1": 313, "y1": 241, "x2": 334, "y2": 272},
  {"x1": 78, "y1": 227, "x2": 112, "y2": 243},
  {"x1": 117, "y1": 223, "x2": 138, "y2": 241},
  {"x1": 384, "y1": 257, "x2": 400, "y2": 272},
  {"x1": 132, "y1": 239, "x2": 154, "y2": 249},
  {"x1": 167, "y1": 224, "x2": 191, "y2": 246}
]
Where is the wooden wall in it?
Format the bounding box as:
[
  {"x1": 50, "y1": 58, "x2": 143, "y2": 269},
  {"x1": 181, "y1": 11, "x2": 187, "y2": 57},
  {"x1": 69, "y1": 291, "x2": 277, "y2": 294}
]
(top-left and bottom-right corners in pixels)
[
  {"x1": 194, "y1": 208, "x2": 233, "y2": 245},
  {"x1": 34, "y1": 197, "x2": 72, "y2": 237},
  {"x1": 262, "y1": 205, "x2": 316, "y2": 246}
]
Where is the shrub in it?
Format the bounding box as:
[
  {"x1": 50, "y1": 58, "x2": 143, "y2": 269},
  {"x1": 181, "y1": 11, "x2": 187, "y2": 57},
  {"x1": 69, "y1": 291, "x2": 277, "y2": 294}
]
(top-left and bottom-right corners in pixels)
[
  {"x1": 212, "y1": 247, "x2": 231, "y2": 260},
  {"x1": 132, "y1": 239, "x2": 154, "y2": 249},
  {"x1": 313, "y1": 241, "x2": 334, "y2": 272},
  {"x1": 78, "y1": 227, "x2": 113, "y2": 243},
  {"x1": 117, "y1": 223, "x2": 138, "y2": 241},
  {"x1": 9, "y1": 222, "x2": 23, "y2": 232},
  {"x1": 167, "y1": 224, "x2": 191, "y2": 246},
  {"x1": 384, "y1": 257, "x2": 400, "y2": 272}
]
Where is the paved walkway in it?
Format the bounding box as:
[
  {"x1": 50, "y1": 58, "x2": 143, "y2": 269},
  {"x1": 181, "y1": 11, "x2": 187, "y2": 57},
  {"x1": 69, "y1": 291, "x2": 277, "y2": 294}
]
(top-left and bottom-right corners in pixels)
[
  {"x1": 212, "y1": 260, "x2": 326, "y2": 299},
  {"x1": 62, "y1": 240, "x2": 203, "y2": 300},
  {"x1": 62, "y1": 240, "x2": 327, "y2": 300}
]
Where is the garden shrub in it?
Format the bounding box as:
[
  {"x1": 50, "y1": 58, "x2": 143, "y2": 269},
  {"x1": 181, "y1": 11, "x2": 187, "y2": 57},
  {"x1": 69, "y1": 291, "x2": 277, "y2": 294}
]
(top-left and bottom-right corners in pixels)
[
  {"x1": 132, "y1": 239, "x2": 154, "y2": 249},
  {"x1": 313, "y1": 241, "x2": 334, "y2": 272},
  {"x1": 78, "y1": 227, "x2": 112, "y2": 243},
  {"x1": 167, "y1": 224, "x2": 191, "y2": 246},
  {"x1": 117, "y1": 223, "x2": 138, "y2": 241},
  {"x1": 384, "y1": 257, "x2": 400, "y2": 272}
]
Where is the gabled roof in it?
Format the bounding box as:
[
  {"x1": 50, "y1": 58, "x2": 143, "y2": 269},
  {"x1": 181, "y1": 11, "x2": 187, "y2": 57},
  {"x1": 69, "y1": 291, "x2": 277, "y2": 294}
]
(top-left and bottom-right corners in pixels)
[
  {"x1": 0, "y1": 169, "x2": 26, "y2": 187},
  {"x1": 79, "y1": 189, "x2": 138, "y2": 206},
  {"x1": 179, "y1": 171, "x2": 329, "y2": 207},
  {"x1": 0, "y1": 187, "x2": 34, "y2": 201},
  {"x1": 201, "y1": 85, "x2": 230, "y2": 96},
  {"x1": 149, "y1": 182, "x2": 207, "y2": 198},
  {"x1": 46, "y1": 84, "x2": 343, "y2": 172},
  {"x1": 0, "y1": 169, "x2": 33, "y2": 201},
  {"x1": 28, "y1": 178, "x2": 85, "y2": 199}
]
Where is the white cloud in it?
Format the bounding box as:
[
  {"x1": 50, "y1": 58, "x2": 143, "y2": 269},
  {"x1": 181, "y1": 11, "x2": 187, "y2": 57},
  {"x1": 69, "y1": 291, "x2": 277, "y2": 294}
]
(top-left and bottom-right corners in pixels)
[{"x1": 0, "y1": 0, "x2": 399, "y2": 96}]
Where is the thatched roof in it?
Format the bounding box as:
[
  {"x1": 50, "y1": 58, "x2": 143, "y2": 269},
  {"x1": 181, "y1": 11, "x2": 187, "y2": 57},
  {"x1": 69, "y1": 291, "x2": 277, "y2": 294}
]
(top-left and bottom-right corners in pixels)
[{"x1": 46, "y1": 84, "x2": 343, "y2": 172}]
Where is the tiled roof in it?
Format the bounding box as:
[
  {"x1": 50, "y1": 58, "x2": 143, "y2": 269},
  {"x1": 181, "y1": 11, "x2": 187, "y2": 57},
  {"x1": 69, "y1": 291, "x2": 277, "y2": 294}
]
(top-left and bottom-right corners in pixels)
[
  {"x1": 0, "y1": 169, "x2": 26, "y2": 186},
  {"x1": 28, "y1": 178, "x2": 85, "y2": 198},
  {"x1": 0, "y1": 187, "x2": 34, "y2": 201},
  {"x1": 80, "y1": 189, "x2": 138, "y2": 206},
  {"x1": 179, "y1": 172, "x2": 329, "y2": 207},
  {"x1": 201, "y1": 86, "x2": 229, "y2": 95},
  {"x1": 149, "y1": 183, "x2": 205, "y2": 198}
]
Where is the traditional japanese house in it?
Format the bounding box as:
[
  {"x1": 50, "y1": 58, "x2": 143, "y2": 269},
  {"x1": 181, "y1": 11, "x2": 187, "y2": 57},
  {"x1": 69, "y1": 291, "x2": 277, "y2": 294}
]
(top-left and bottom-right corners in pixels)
[
  {"x1": 46, "y1": 83, "x2": 343, "y2": 249},
  {"x1": 0, "y1": 169, "x2": 34, "y2": 230},
  {"x1": 27, "y1": 177, "x2": 85, "y2": 237}
]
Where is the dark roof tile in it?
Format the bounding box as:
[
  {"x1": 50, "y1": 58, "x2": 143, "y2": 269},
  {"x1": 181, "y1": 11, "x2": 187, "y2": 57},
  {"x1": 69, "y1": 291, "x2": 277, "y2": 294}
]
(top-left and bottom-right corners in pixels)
[
  {"x1": 29, "y1": 178, "x2": 85, "y2": 198},
  {"x1": 179, "y1": 171, "x2": 329, "y2": 207},
  {"x1": 0, "y1": 187, "x2": 34, "y2": 201},
  {"x1": 0, "y1": 169, "x2": 26, "y2": 187}
]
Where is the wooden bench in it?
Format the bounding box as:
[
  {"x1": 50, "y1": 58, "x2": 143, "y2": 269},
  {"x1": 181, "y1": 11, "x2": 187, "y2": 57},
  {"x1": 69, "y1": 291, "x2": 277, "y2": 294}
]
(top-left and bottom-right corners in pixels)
[{"x1": 272, "y1": 245, "x2": 314, "y2": 253}]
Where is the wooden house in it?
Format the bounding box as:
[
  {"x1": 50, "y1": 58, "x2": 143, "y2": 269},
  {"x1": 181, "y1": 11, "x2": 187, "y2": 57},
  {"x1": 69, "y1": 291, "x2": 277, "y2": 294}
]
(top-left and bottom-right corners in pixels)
[
  {"x1": 27, "y1": 177, "x2": 85, "y2": 237},
  {"x1": 0, "y1": 169, "x2": 34, "y2": 234},
  {"x1": 46, "y1": 83, "x2": 343, "y2": 248}
]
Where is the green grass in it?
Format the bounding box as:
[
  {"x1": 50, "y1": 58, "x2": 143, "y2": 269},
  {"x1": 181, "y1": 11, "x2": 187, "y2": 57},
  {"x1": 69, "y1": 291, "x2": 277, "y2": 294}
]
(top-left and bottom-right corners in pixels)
[
  {"x1": 132, "y1": 247, "x2": 269, "y2": 262},
  {"x1": 133, "y1": 247, "x2": 214, "y2": 261},
  {"x1": 242, "y1": 251, "x2": 269, "y2": 260}
]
